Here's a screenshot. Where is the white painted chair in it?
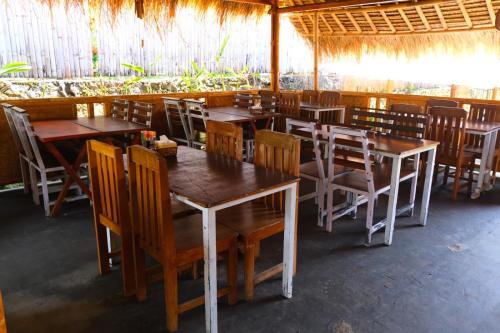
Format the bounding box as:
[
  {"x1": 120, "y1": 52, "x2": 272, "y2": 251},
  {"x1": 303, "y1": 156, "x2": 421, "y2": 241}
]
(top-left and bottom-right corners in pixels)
[
  {"x1": 162, "y1": 97, "x2": 190, "y2": 146},
  {"x1": 2, "y1": 103, "x2": 30, "y2": 193},
  {"x1": 11, "y1": 107, "x2": 85, "y2": 216},
  {"x1": 286, "y1": 118, "x2": 349, "y2": 227},
  {"x1": 325, "y1": 126, "x2": 418, "y2": 244},
  {"x1": 183, "y1": 99, "x2": 209, "y2": 148}
]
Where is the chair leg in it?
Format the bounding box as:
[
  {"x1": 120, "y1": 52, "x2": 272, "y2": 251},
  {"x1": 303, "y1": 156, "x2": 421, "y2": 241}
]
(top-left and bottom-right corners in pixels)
[
  {"x1": 317, "y1": 181, "x2": 325, "y2": 227},
  {"x1": 121, "y1": 231, "x2": 136, "y2": 297},
  {"x1": 40, "y1": 172, "x2": 51, "y2": 217},
  {"x1": 243, "y1": 241, "x2": 256, "y2": 301},
  {"x1": 468, "y1": 162, "x2": 474, "y2": 195},
  {"x1": 164, "y1": 265, "x2": 179, "y2": 332},
  {"x1": 95, "y1": 222, "x2": 110, "y2": 275},
  {"x1": 135, "y1": 246, "x2": 147, "y2": 301},
  {"x1": 227, "y1": 240, "x2": 238, "y2": 305},
  {"x1": 325, "y1": 183, "x2": 334, "y2": 233},
  {"x1": 29, "y1": 166, "x2": 40, "y2": 206},
  {"x1": 191, "y1": 261, "x2": 199, "y2": 280},
  {"x1": 365, "y1": 197, "x2": 375, "y2": 246},
  {"x1": 20, "y1": 157, "x2": 30, "y2": 194},
  {"x1": 452, "y1": 166, "x2": 462, "y2": 200},
  {"x1": 442, "y1": 166, "x2": 449, "y2": 186},
  {"x1": 254, "y1": 241, "x2": 261, "y2": 258}
]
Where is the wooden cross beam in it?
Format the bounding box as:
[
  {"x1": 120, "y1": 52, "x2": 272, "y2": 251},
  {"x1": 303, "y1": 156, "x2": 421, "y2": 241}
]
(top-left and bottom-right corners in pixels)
[{"x1": 276, "y1": 0, "x2": 401, "y2": 14}]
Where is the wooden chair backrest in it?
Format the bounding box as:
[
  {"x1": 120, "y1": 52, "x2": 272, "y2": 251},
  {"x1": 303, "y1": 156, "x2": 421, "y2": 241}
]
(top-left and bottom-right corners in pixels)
[
  {"x1": 2, "y1": 103, "x2": 24, "y2": 154},
  {"x1": 319, "y1": 91, "x2": 341, "y2": 107},
  {"x1": 131, "y1": 101, "x2": 154, "y2": 128},
  {"x1": 286, "y1": 118, "x2": 325, "y2": 178},
  {"x1": 276, "y1": 92, "x2": 301, "y2": 132},
  {"x1": 184, "y1": 98, "x2": 209, "y2": 131},
  {"x1": 111, "y1": 99, "x2": 130, "y2": 121},
  {"x1": 233, "y1": 93, "x2": 254, "y2": 109},
  {"x1": 10, "y1": 107, "x2": 45, "y2": 168},
  {"x1": 426, "y1": 99, "x2": 458, "y2": 113},
  {"x1": 328, "y1": 126, "x2": 374, "y2": 194},
  {"x1": 466, "y1": 103, "x2": 500, "y2": 149},
  {"x1": 127, "y1": 145, "x2": 175, "y2": 262},
  {"x1": 253, "y1": 130, "x2": 300, "y2": 212},
  {"x1": 259, "y1": 90, "x2": 277, "y2": 112},
  {"x1": 163, "y1": 97, "x2": 188, "y2": 138},
  {"x1": 302, "y1": 90, "x2": 319, "y2": 104},
  {"x1": 349, "y1": 107, "x2": 428, "y2": 139},
  {"x1": 206, "y1": 120, "x2": 243, "y2": 161},
  {"x1": 87, "y1": 140, "x2": 129, "y2": 235},
  {"x1": 0, "y1": 290, "x2": 6, "y2": 333},
  {"x1": 390, "y1": 103, "x2": 422, "y2": 114},
  {"x1": 427, "y1": 106, "x2": 468, "y2": 163}
]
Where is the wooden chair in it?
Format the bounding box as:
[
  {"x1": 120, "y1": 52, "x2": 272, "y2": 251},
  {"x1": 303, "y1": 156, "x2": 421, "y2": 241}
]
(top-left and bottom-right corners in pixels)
[
  {"x1": 0, "y1": 290, "x2": 6, "y2": 333},
  {"x1": 259, "y1": 90, "x2": 277, "y2": 113},
  {"x1": 427, "y1": 106, "x2": 474, "y2": 200},
  {"x1": 318, "y1": 91, "x2": 344, "y2": 124},
  {"x1": 131, "y1": 101, "x2": 154, "y2": 128},
  {"x1": 183, "y1": 99, "x2": 209, "y2": 148},
  {"x1": 2, "y1": 103, "x2": 30, "y2": 193},
  {"x1": 206, "y1": 120, "x2": 243, "y2": 162},
  {"x1": 325, "y1": 126, "x2": 416, "y2": 243},
  {"x1": 466, "y1": 103, "x2": 500, "y2": 183},
  {"x1": 275, "y1": 92, "x2": 300, "y2": 132},
  {"x1": 302, "y1": 90, "x2": 319, "y2": 104},
  {"x1": 86, "y1": 140, "x2": 136, "y2": 296},
  {"x1": 162, "y1": 97, "x2": 190, "y2": 146},
  {"x1": 110, "y1": 99, "x2": 130, "y2": 120},
  {"x1": 233, "y1": 93, "x2": 255, "y2": 109},
  {"x1": 286, "y1": 118, "x2": 348, "y2": 226},
  {"x1": 11, "y1": 107, "x2": 84, "y2": 216},
  {"x1": 390, "y1": 103, "x2": 422, "y2": 114},
  {"x1": 425, "y1": 98, "x2": 458, "y2": 113},
  {"x1": 127, "y1": 145, "x2": 238, "y2": 332},
  {"x1": 219, "y1": 130, "x2": 300, "y2": 300}
]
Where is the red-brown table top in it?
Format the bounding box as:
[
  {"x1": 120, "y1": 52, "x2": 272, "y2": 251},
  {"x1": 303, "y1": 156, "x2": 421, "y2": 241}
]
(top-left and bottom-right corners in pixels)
[
  {"x1": 465, "y1": 120, "x2": 500, "y2": 133},
  {"x1": 209, "y1": 106, "x2": 278, "y2": 121},
  {"x1": 73, "y1": 117, "x2": 146, "y2": 135}
]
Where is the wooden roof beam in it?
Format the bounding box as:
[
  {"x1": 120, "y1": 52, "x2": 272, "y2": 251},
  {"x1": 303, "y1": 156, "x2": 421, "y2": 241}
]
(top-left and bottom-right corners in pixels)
[
  {"x1": 398, "y1": 8, "x2": 415, "y2": 32},
  {"x1": 276, "y1": 0, "x2": 400, "y2": 14},
  {"x1": 331, "y1": 13, "x2": 348, "y2": 32},
  {"x1": 485, "y1": 0, "x2": 496, "y2": 25},
  {"x1": 363, "y1": 12, "x2": 378, "y2": 32},
  {"x1": 457, "y1": 0, "x2": 473, "y2": 28},
  {"x1": 434, "y1": 3, "x2": 448, "y2": 29},
  {"x1": 380, "y1": 10, "x2": 396, "y2": 32},
  {"x1": 346, "y1": 12, "x2": 362, "y2": 32},
  {"x1": 415, "y1": 6, "x2": 431, "y2": 30},
  {"x1": 320, "y1": 13, "x2": 334, "y2": 33}
]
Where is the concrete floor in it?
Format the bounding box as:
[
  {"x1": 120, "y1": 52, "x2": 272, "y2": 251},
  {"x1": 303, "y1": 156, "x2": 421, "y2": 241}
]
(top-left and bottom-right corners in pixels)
[{"x1": 1, "y1": 181, "x2": 500, "y2": 333}]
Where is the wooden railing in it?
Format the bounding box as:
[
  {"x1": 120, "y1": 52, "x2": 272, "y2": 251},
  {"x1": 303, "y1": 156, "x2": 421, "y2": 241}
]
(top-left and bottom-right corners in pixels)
[{"x1": 1, "y1": 89, "x2": 500, "y2": 185}]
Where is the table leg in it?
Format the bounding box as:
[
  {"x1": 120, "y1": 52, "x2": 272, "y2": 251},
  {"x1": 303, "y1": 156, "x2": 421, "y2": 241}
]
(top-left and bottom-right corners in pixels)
[
  {"x1": 283, "y1": 182, "x2": 298, "y2": 298},
  {"x1": 202, "y1": 208, "x2": 218, "y2": 333},
  {"x1": 384, "y1": 156, "x2": 402, "y2": 246},
  {"x1": 314, "y1": 110, "x2": 320, "y2": 120},
  {"x1": 472, "y1": 132, "x2": 492, "y2": 199},
  {"x1": 409, "y1": 153, "x2": 421, "y2": 216},
  {"x1": 484, "y1": 130, "x2": 498, "y2": 191},
  {"x1": 420, "y1": 148, "x2": 436, "y2": 226},
  {"x1": 47, "y1": 142, "x2": 91, "y2": 216},
  {"x1": 339, "y1": 108, "x2": 345, "y2": 124}
]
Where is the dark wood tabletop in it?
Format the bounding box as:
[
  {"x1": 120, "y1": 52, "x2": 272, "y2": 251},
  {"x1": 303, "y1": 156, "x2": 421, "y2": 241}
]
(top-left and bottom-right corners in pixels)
[
  {"x1": 32, "y1": 120, "x2": 101, "y2": 142},
  {"x1": 466, "y1": 120, "x2": 500, "y2": 133},
  {"x1": 209, "y1": 106, "x2": 278, "y2": 121},
  {"x1": 164, "y1": 146, "x2": 299, "y2": 208},
  {"x1": 301, "y1": 125, "x2": 439, "y2": 156},
  {"x1": 73, "y1": 117, "x2": 146, "y2": 135},
  {"x1": 206, "y1": 110, "x2": 253, "y2": 123}
]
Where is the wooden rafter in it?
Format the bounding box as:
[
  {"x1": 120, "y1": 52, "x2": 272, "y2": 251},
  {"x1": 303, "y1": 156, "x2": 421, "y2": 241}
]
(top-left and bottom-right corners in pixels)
[
  {"x1": 346, "y1": 12, "x2": 362, "y2": 32},
  {"x1": 415, "y1": 6, "x2": 431, "y2": 30},
  {"x1": 484, "y1": 0, "x2": 496, "y2": 25},
  {"x1": 363, "y1": 12, "x2": 377, "y2": 32},
  {"x1": 398, "y1": 8, "x2": 414, "y2": 32},
  {"x1": 223, "y1": 0, "x2": 271, "y2": 4},
  {"x1": 434, "y1": 3, "x2": 448, "y2": 29},
  {"x1": 331, "y1": 13, "x2": 348, "y2": 32},
  {"x1": 456, "y1": 0, "x2": 472, "y2": 28},
  {"x1": 276, "y1": 0, "x2": 398, "y2": 14},
  {"x1": 320, "y1": 13, "x2": 334, "y2": 33},
  {"x1": 297, "y1": 16, "x2": 309, "y2": 33},
  {"x1": 380, "y1": 10, "x2": 396, "y2": 32}
]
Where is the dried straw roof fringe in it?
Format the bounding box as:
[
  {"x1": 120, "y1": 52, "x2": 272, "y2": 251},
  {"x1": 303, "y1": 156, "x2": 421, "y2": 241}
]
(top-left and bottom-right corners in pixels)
[
  {"x1": 39, "y1": 0, "x2": 268, "y2": 23},
  {"x1": 313, "y1": 30, "x2": 500, "y2": 60}
]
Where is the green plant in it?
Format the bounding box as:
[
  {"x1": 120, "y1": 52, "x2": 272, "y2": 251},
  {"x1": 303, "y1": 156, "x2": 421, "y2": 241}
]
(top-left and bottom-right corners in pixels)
[{"x1": 0, "y1": 62, "x2": 31, "y2": 76}]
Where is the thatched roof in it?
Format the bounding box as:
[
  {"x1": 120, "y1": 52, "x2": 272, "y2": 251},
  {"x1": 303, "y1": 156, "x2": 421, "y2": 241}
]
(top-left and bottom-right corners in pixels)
[{"x1": 286, "y1": 0, "x2": 500, "y2": 59}]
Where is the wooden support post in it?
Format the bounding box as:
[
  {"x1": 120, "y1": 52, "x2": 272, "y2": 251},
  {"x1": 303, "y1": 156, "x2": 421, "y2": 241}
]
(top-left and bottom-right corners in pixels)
[
  {"x1": 492, "y1": 87, "x2": 498, "y2": 100},
  {"x1": 271, "y1": 1, "x2": 280, "y2": 92},
  {"x1": 386, "y1": 80, "x2": 394, "y2": 93},
  {"x1": 313, "y1": 12, "x2": 319, "y2": 91},
  {"x1": 450, "y1": 84, "x2": 458, "y2": 98}
]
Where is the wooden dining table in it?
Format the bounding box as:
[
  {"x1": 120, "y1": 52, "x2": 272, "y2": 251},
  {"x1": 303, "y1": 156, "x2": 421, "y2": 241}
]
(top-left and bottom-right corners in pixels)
[
  {"x1": 164, "y1": 146, "x2": 299, "y2": 332},
  {"x1": 465, "y1": 120, "x2": 500, "y2": 199},
  {"x1": 300, "y1": 125, "x2": 439, "y2": 245},
  {"x1": 32, "y1": 117, "x2": 146, "y2": 216},
  {"x1": 300, "y1": 102, "x2": 346, "y2": 124},
  {"x1": 208, "y1": 106, "x2": 279, "y2": 131}
]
